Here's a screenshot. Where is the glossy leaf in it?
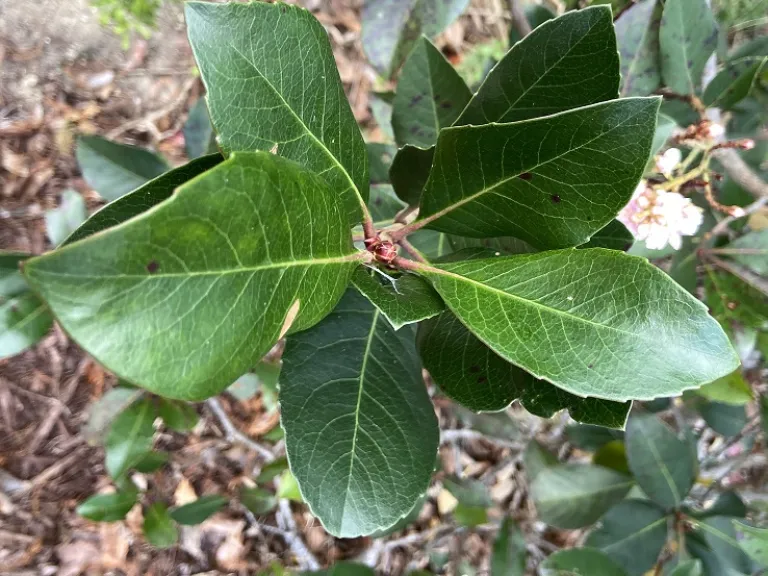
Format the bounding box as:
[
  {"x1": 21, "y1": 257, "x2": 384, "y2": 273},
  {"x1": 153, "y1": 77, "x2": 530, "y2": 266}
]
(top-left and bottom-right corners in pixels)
[
  {"x1": 705, "y1": 266, "x2": 768, "y2": 330},
  {"x1": 143, "y1": 503, "x2": 178, "y2": 548},
  {"x1": 277, "y1": 469, "x2": 303, "y2": 502},
  {"x1": 699, "y1": 401, "x2": 747, "y2": 437},
  {"x1": 581, "y1": 221, "x2": 634, "y2": 251},
  {"x1": 77, "y1": 490, "x2": 138, "y2": 522},
  {"x1": 280, "y1": 290, "x2": 439, "y2": 538},
  {"x1": 85, "y1": 386, "x2": 144, "y2": 444},
  {"x1": 417, "y1": 311, "x2": 629, "y2": 426},
  {"x1": 457, "y1": 7, "x2": 620, "y2": 126},
  {"x1": 417, "y1": 249, "x2": 738, "y2": 402},
  {"x1": 689, "y1": 517, "x2": 753, "y2": 575},
  {"x1": 170, "y1": 495, "x2": 227, "y2": 525},
  {"x1": 361, "y1": 0, "x2": 469, "y2": 77},
  {"x1": 491, "y1": 517, "x2": 526, "y2": 576},
  {"x1": 659, "y1": 0, "x2": 718, "y2": 95},
  {"x1": 158, "y1": 399, "x2": 199, "y2": 432},
  {"x1": 25, "y1": 153, "x2": 361, "y2": 401},
  {"x1": 703, "y1": 57, "x2": 768, "y2": 109},
  {"x1": 697, "y1": 371, "x2": 753, "y2": 405},
  {"x1": 183, "y1": 97, "x2": 218, "y2": 159},
  {"x1": 392, "y1": 36, "x2": 471, "y2": 148},
  {"x1": 524, "y1": 440, "x2": 558, "y2": 482},
  {"x1": 240, "y1": 486, "x2": 277, "y2": 515},
  {"x1": 720, "y1": 229, "x2": 768, "y2": 276},
  {"x1": 134, "y1": 451, "x2": 169, "y2": 473},
  {"x1": 419, "y1": 98, "x2": 660, "y2": 249},
  {"x1": 186, "y1": 1, "x2": 368, "y2": 222},
  {"x1": 540, "y1": 548, "x2": 628, "y2": 576},
  {"x1": 669, "y1": 560, "x2": 703, "y2": 576},
  {"x1": 64, "y1": 154, "x2": 223, "y2": 245},
  {"x1": 626, "y1": 412, "x2": 695, "y2": 510},
  {"x1": 651, "y1": 113, "x2": 678, "y2": 157},
  {"x1": 732, "y1": 521, "x2": 768, "y2": 566},
  {"x1": 389, "y1": 144, "x2": 434, "y2": 206},
  {"x1": 567, "y1": 424, "x2": 624, "y2": 451},
  {"x1": 45, "y1": 189, "x2": 87, "y2": 246},
  {"x1": 531, "y1": 464, "x2": 634, "y2": 529},
  {"x1": 105, "y1": 398, "x2": 156, "y2": 479},
  {"x1": 615, "y1": 0, "x2": 662, "y2": 96},
  {"x1": 0, "y1": 291, "x2": 53, "y2": 360},
  {"x1": 76, "y1": 135, "x2": 169, "y2": 201},
  {"x1": 586, "y1": 499, "x2": 668, "y2": 575},
  {"x1": 692, "y1": 491, "x2": 747, "y2": 519},
  {"x1": 593, "y1": 440, "x2": 631, "y2": 475},
  {"x1": 351, "y1": 267, "x2": 443, "y2": 330}
]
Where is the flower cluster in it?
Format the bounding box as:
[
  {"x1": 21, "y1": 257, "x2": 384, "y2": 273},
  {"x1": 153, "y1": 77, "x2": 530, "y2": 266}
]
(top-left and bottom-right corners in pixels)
[{"x1": 619, "y1": 181, "x2": 704, "y2": 251}]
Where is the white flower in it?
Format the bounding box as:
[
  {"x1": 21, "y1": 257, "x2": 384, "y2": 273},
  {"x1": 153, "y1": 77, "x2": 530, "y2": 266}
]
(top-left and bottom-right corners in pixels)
[
  {"x1": 618, "y1": 181, "x2": 704, "y2": 251},
  {"x1": 704, "y1": 122, "x2": 726, "y2": 140},
  {"x1": 655, "y1": 148, "x2": 682, "y2": 175}
]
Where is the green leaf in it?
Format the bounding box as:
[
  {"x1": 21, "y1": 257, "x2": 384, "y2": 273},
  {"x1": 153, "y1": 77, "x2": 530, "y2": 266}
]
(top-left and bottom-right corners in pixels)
[
  {"x1": 696, "y1": 371, "x2": 753, "y2": 405},
  {"x1": 134, "y1": 451, "x2": 169, "y2": 473},
  {"x1": 615, "y1": 0, "x2": 662, "y2": 97},
  {"x1": 689, "y1": 517, "x2": 753, "y2": 575},
  {"x1": 367, "y1": 143, "x2": 397, "y2": 185},
  {"x1": 186, "y1": 1, "x2": 368, "y2": 223},
  {"x1": 25, "y1": 153, "x2": 361, "y2": 401},
  {"x1": 698, "y1": 401, "x2": 747, "y2": 437},
  {"x1": 389, "y1": 144, "x2": 434, "y2": 206},
  {"x1": 719, "y1": 229, "x2": 768, "y2": 276},
  {"x1": 586, "y1": 499, "x2": 668, "y2": 576},
  {"x1": 581, "y1": 220, "x2": 634, "y2": 251},
  {"x1": 228, "y1": 361, "x2": 281, "y2": 404},
  {"x1": 302, "y1": 563, "x2": 376, "y2": 576},
  {"x1": 105, "y1": 398, "x2": 156, "y2": 479},
  {"x1": 183, "y1": 97, "x2": 218, "y2": 159},
  {"x1": 625, "y1": 412, "x2": 695, "y2": 510},
  {"x1": 170, "y1": 495, "x2": 227, "y2": 525},
  {"x1": 651, "y1": 113, "x2": 679, "y2": 157},
  {"x1": 491, "y1": 517, "x2": 526, "y2": 576},
  {"x1": 280, "y1": 290, "x2": 439, "y2": 537},
  {"x1": 77, "y1": 490, "x2": 138, "y2": 522},
  {"x1": 158, "y1": 400, "x2": 199, "y2": 432},
  {"x1": 256, "y1": 457, "x2": 290, "y2": 485},
  {"x1": 419, "y1": 98, "x2": 660, "y2": 249},
  {"x1": 691, "y1": 491, "x2": 747, "y2": 519},
  {"x1": 531, "y1": 464, "x2": 634, "y2": 529},
  {"x1": 143, "y1": 502, "x2": 178, "y2": 548},
  {"x1": 669, "y1": 559, "x2": 703, "y2": 576},
  {"x1": 659, "y1": 0, "x2": 718, "y2": 95},
  {"x1": 732, "y1": 521, "x2": 768, "y2": 566},
  {"x1": 453, "y1": 503, "x2": 488, "y2": 527},
  {"x1": 443, "y1": 476, "x2": 492, "y2": 508},
  {"x1": 85, "y1": 386, "x2": 144, "y2": 444},
  {"x1": 1, "y1": 291, "x2": 53, "y2": 360},
  {"x1": 458, "y1": 408, "x2": 521, "y2": 442},
  {"x1": 392, "y1": 36, "x2": 471, "y2": 148},
  {"x1": 524, "y1": 440, "x2": 558, "y2": 482},
  {"x1": 703, "y1": 57, "x2": 768, "y2": 109},
  {"x1": 540, "y1": 548, "x2": 628, "y2": 576},
  {"x1": 45, "y1": 189, "x2": 87, "y2": 247},
  {"x1": 567, "y1": 424, "x2": 624, "y2": 451},
  {"x1": 417, "y1": 249, "x2": 738, "y2": 402},
  {"x1": 0, "y1": 252, "x2": 30, "y2": 298},
  {"x1": 370, "y1": 92, "x2": 395, "y2": 141},
  {"x1": 705, "y1": 265, "x2": 768, "y2": 330},
  {"x1": 408, "y1": 230, "x2": 452, "y2": 260},
  {"x1": 417, "y1": 311, "x2": 629, "y2": 426},
  {"x1": 361, "y1": 0, "x2": 469, "y2": 77},
  {"x1": 593, "y1": 440, "x2": 630, "y2": 475},
  {"x1": 351, "y1": 268, "x2": 443, "y2": 330},
  {"x1": 729, "y1": 35, "x2": 768, "y2": 61},
  {"x1": 277, "y1": 469, "x2": 303, "y2": 502},
  {"x1": 239, "y1": 486, "x2": 277, "y2": 515},
  {"x1": 367, "y1": 184, "x2": 405, "y2": 224},
  {"x1": 76, "y1": 135, "x2": 169, "y2": 201},
  {"x1": 64, "y1": 154, "x2": 223, "y2": 245},
  {"x1": 457, "y1": 7, "x2": 620, "y2": 125},
  {"x1": 508, "y1": 4, "x2": 555, "y2": 45}
]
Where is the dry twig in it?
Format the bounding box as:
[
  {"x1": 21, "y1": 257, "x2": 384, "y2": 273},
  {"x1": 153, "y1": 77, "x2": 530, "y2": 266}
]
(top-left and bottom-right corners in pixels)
[{"x1": 205, "y1": 397, "x2": 276, "y2": 462}]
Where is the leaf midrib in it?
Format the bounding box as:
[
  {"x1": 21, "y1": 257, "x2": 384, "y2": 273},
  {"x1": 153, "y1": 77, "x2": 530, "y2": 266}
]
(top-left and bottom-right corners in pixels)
[
  {"x1": 27, "y1": 253, "x2": 364, "y2": 280},
  {"x1": 621, "y1": 5, "x2": 656, "y2": 96},
  {"x1": 639, "y1": 429, "x2": 683, "y2": 505},
  {"x1": 226, "y1": 42, "x2": 365, "y2": 213},
  {"x1": 421, "y1": 98, "x2": 652, "y2": 225},
  {"x1": 339, "y1": 307, "x2": 380, "y2": 529},
  {"x1": 602, "y1": 516, "x2": 667, "y2": 553},
  {"x1": 536, "y1": 477, "x2": 634, "y2": 506},
  {"x1": 426, "y1": 262, "x2": 643, "y2": 339}
]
